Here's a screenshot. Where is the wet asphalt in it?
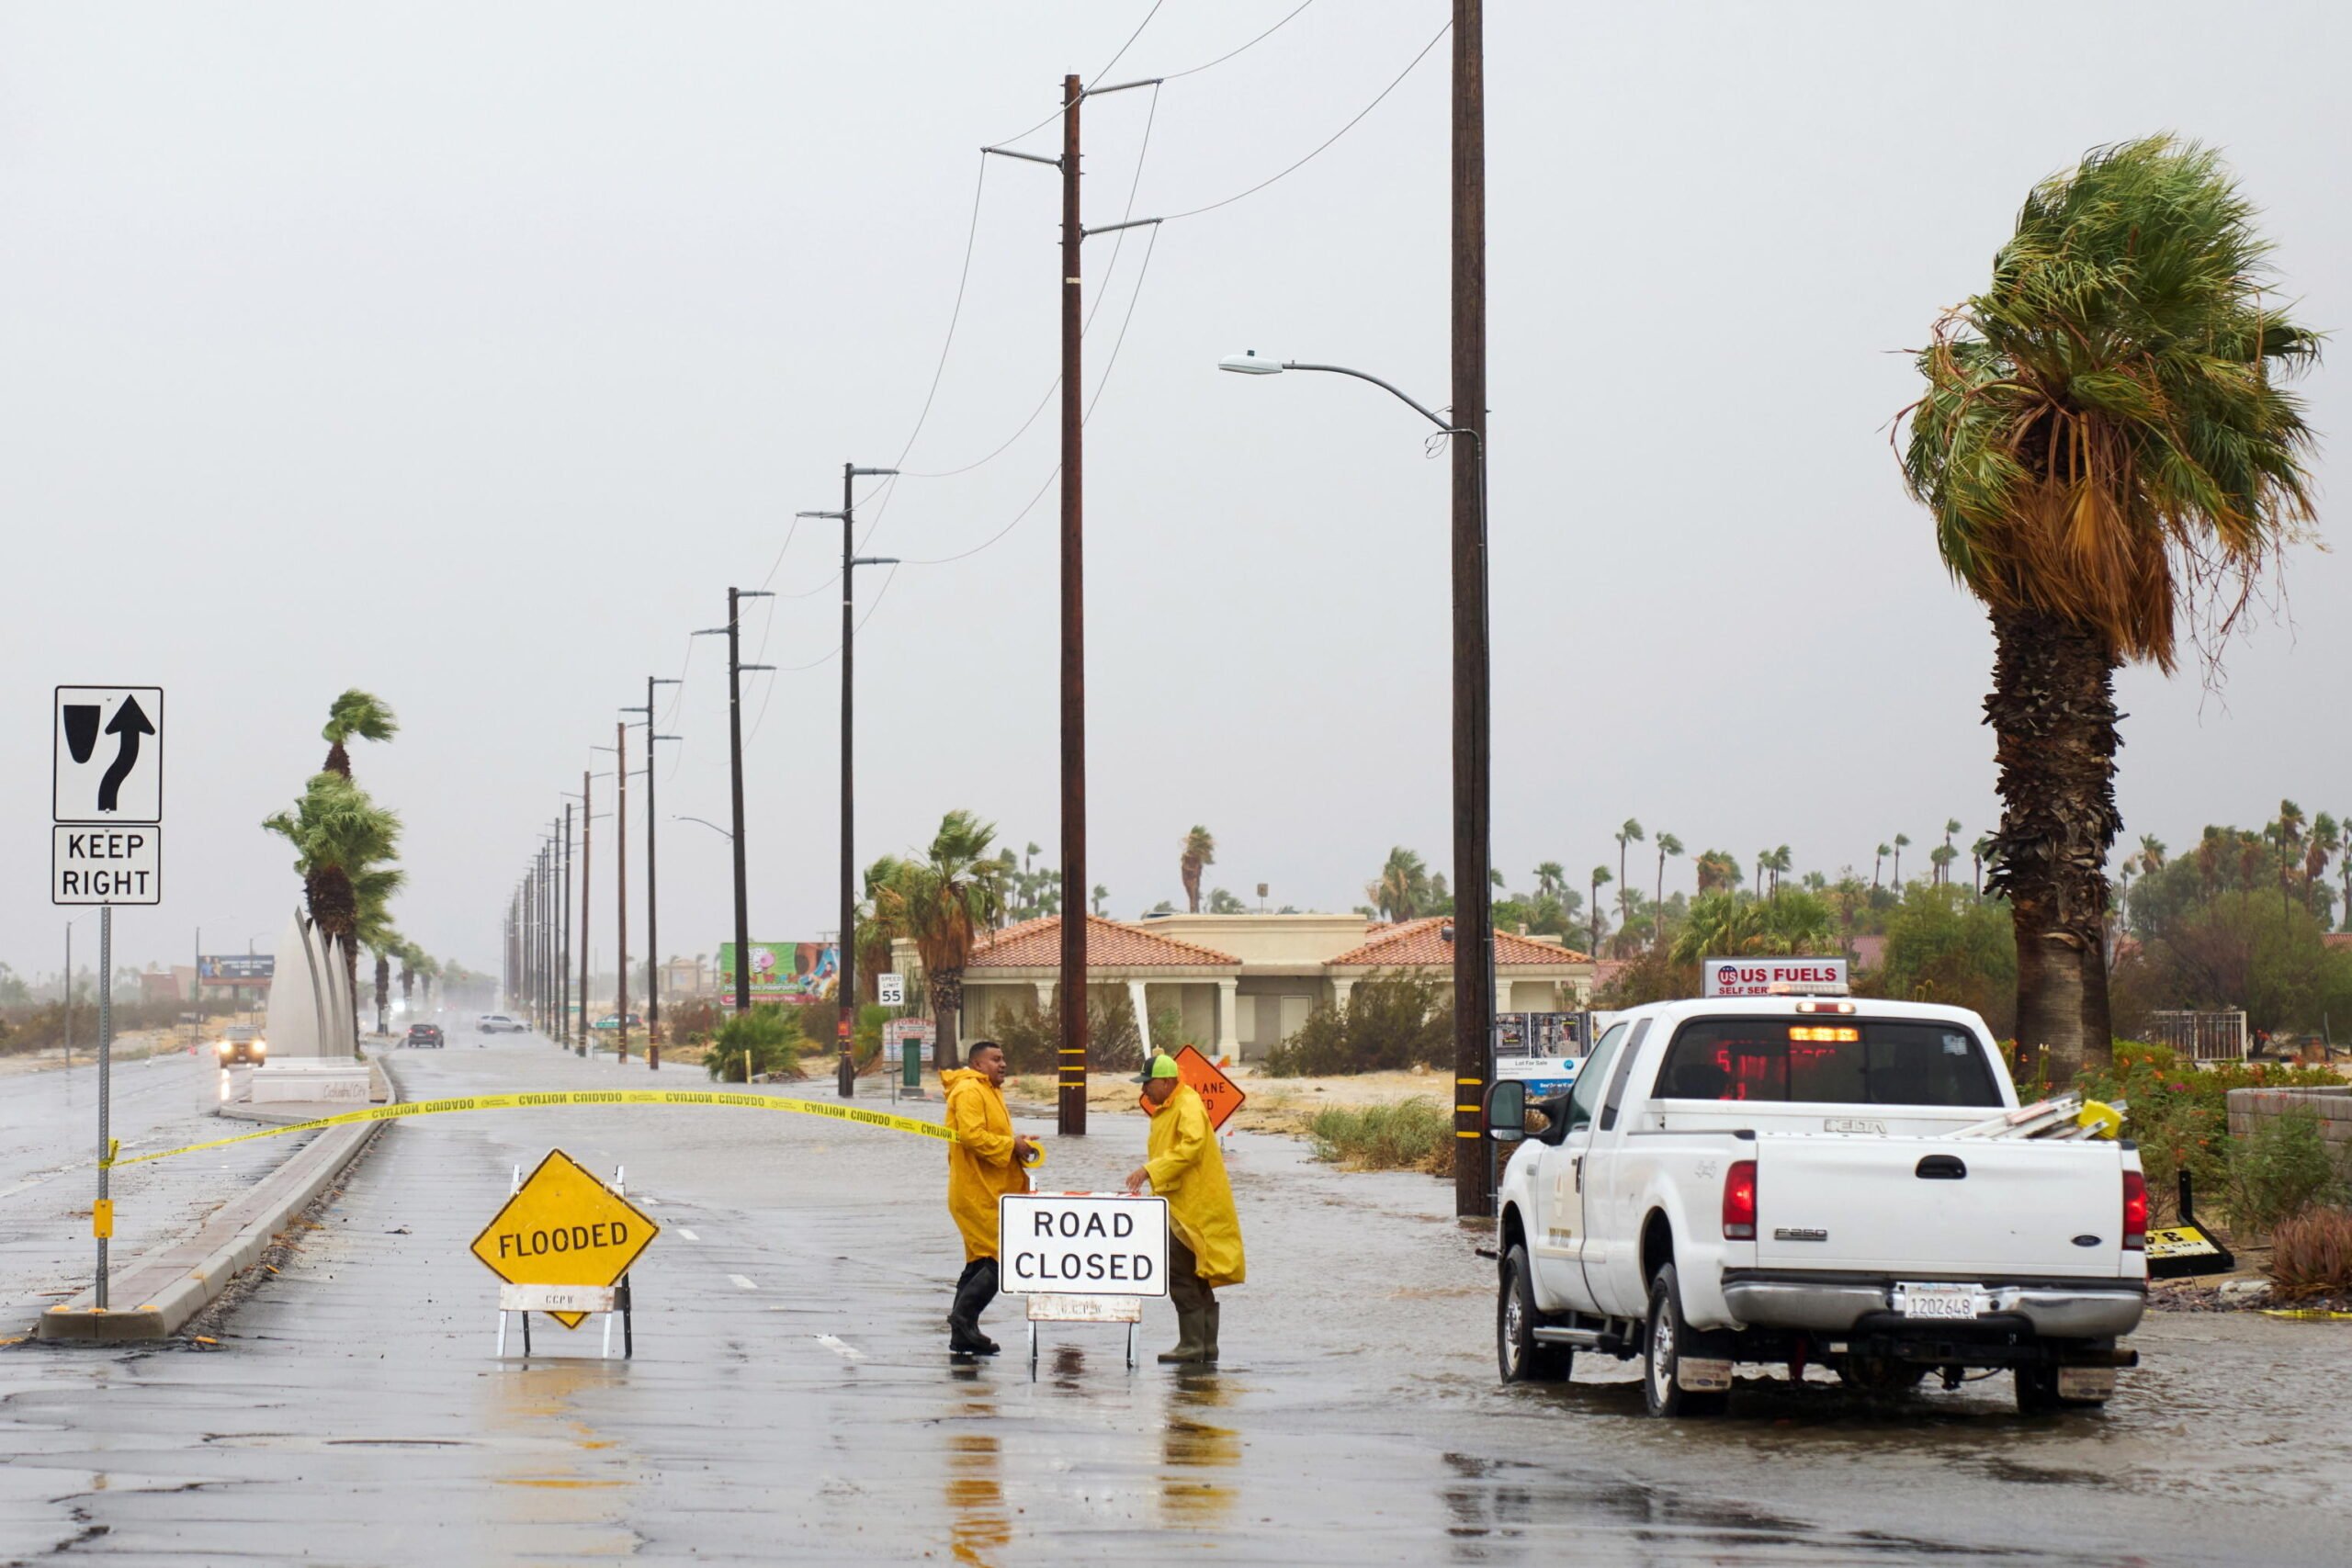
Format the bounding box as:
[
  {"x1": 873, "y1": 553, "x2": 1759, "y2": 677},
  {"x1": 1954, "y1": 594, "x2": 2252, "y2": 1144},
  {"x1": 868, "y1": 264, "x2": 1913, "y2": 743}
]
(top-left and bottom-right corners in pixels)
[{"x1": 1, "y1": 1024, "x2": 2347, "y2": 1565}]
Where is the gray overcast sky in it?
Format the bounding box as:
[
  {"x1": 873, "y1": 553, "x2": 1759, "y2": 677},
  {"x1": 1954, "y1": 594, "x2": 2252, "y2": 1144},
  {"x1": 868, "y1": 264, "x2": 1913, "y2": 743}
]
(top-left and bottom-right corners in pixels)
[{"x1": 5, "y1": 2, "x2": 2346, "y2": 979}]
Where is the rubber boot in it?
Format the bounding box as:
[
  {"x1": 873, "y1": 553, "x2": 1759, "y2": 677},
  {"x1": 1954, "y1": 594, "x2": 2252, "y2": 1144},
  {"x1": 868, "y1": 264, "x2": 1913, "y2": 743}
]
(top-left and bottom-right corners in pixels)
[
  {"x1": 948, "y1": 1261, "x2": 1001, "y2": 1356},
  {"x1": 1157, "y1": 1304, "x2": 1208, "y2": 1364},
  {"x1": 1203, "y1": 1297, "x2": 1221, "y2": 1364}
]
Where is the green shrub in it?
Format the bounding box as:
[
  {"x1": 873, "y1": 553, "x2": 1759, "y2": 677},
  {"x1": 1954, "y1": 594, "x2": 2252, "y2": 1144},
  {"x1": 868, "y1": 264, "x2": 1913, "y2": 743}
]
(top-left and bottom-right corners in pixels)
[
  {"x1": 1263, "y1": 970, "x2": 1447, "y2": 1077},
  {"x1": 2227, "y1": 1106, "x2": 2346, "y2": 1235},
  {"x1": 705, "y1": 1005, "x2": 806, "y2": 1081},
  {"x1": 2077, "y1": 1043, "x2": 2344, "y2": 1224},
  {"x1": 985, "y1": 993, "x2": 1168, "y2": 1076},
  {"x1": 2267, "y1": 1207, "x2": 2352, "y2": 1298},
  {"x1": 1306, "y1": 1099, "x2": 1453, "y2": 1174}
]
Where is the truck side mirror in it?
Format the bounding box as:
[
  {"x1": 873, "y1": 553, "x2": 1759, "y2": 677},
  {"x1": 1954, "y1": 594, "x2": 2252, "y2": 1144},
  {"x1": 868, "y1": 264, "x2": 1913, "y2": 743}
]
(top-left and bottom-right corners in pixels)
[{"x1": 1484, "y1": 1079, "x2": 1527, "y2": 1144}]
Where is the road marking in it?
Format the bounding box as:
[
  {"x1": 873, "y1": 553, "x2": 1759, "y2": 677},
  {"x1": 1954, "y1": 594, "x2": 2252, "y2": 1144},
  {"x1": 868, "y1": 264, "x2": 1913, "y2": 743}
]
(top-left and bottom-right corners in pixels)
[
  {"x1": 676, "y1": 1227, "x2": 699, "y2": 1241},
  {"x1": 728, "y1": 1274, "x2": 757, "y2": 1291},
  {"x1": 814, "y1": 1335, "x2": 865, "y2": 1361}
]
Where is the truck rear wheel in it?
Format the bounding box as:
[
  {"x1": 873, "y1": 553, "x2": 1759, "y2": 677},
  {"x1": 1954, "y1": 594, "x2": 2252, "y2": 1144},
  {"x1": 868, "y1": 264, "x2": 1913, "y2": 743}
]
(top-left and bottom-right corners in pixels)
[
  {"x1": 1643, "y1": 1263, "x2": 1730, "y2": 1417},
  {"x1": 1498, "y1": 1245, "x2": 1572, "y2": 1383}
]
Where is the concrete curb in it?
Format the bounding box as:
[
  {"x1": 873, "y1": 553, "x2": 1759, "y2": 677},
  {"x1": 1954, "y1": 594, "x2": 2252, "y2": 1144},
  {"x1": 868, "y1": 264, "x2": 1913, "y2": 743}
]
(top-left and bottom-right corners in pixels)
[{"x1": 36, "y1": 1058, "x2": 401, "y2": 1345}]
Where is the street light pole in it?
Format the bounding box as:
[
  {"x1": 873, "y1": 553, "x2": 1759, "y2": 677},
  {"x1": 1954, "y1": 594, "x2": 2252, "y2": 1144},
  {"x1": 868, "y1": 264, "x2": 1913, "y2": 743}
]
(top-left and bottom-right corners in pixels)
[
  {"x1": 799, "y1": 464, "x2": 899, "y2": 1100},
  {"x1": 696, "y1": 588, "x2": 774, "y2": 1013},
  {"x1": 1218, "y1": 352, "x2": 1493, "y2": 1218},
  {"x1": 578, "y1": 769, "x2": 593, "y2": 1056}
]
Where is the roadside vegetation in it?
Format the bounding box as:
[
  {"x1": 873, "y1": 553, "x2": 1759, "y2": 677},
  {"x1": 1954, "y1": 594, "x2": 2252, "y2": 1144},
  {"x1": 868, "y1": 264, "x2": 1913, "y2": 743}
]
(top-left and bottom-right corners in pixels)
[
  {"x1": 1306, "y1": 1099, "x2": 1452, "y2": 1175},
  {"x1": 1263, "y1": 971, "x2": 1447, "y2": 1077},
  {"x1": 704, "y1": 1004, "x2": 806, "y2": 1082}
]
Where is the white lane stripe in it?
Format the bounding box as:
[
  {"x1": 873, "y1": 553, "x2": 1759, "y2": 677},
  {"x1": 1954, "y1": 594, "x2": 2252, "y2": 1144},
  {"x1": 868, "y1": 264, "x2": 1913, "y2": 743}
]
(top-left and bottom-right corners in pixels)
[
  {"x1": 676, "y1": 1228, "x2": 699, "y2": 1241},
  {"x1": 814, "y1": 1335, "x2": 865, "y2": 1361},
  {"x1": 729, "y1": 1274, "x2": 757, "y2": 1291}
]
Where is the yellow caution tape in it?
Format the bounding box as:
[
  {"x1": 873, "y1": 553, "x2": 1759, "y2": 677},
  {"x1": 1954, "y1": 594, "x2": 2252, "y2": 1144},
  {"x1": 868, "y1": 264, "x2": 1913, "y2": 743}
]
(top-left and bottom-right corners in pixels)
[{"x1": 103, "y1": 1089, "x2": 960, "y2": 1170}]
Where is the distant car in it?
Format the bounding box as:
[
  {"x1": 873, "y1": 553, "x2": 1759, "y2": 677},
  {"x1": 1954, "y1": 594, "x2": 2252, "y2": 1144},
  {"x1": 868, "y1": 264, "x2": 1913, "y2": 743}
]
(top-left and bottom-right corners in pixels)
[
  {"x1": 476, "y1": 1014, "x2": 526, "y2": 1033},
  {"x1": 591, "y1": 1013, "x2": 645, "y2": 1032},
  {"x1": 405, "y1": 1023, "x2": 446, "y2": 1049},
  {"x1": 214, "y1": 1027, "x2": 266, "y2": 1066}
]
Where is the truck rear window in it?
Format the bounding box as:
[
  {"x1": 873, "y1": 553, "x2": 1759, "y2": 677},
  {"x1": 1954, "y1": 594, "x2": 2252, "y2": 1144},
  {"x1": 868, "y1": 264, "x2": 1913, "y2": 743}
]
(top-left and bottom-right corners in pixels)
[{"x1": 1654, "y1": 1019, "x2": 2000, "y2": 1107}]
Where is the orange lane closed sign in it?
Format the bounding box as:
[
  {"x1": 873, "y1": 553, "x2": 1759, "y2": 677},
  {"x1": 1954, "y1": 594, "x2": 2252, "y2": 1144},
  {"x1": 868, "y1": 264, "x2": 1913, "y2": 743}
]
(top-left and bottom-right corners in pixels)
[
  {"x1": 1175, "y1": 1044, "x2": 1247, "y2": 1133},
  {"x1": 470, "y1": 1148, "x2": 658, "y2": 1328}
]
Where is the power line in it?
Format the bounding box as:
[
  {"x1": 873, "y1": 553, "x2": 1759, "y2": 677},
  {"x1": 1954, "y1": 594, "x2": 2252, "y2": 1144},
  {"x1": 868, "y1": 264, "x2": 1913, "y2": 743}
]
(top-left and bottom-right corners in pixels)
[
  {"x1": 1161, "y1": 17, "x2": 1448, "y2": 222},
  {"x1": 903, "y1": 83, "x2": 1161, "y2": 481},
  {"x1": 1164, "y1": 1, "x2": 1315, "y2": 80},
  {"x1": 1089, "y1": 0, "x2": 1164, "y2": 87}
]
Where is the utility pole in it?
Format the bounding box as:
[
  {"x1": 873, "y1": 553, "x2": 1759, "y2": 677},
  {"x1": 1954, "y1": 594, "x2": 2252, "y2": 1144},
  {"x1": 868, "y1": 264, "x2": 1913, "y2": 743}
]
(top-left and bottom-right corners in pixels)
[
  {"x1": 616, "y1": 722, "x2": 629, "y2": 1065},
  {"x1": 560, "y1": 800, "x2": 571, "y2": 1046},
  {"x1": 630, "y1": 677, "x2": 682, "y2": 1068},
  {"x1": 985, "y1": 72, "x2": 1159, "y2": 1131},
  {"x1": 62, "y1": 921, "x2": 72, "y2": 1070},
  {"x1": 578, "y1": 769, "x2": 593, "y2": 1057},
  {"x1": 1450, "y1": 0, "x2": 1495, "y2": 1220},
  {"x1": 696, "y1": 588, "x2": 774, "y2": 1013},
  {"x1": 799, "y1": 467, "x2": 899, "y2": 1100}
]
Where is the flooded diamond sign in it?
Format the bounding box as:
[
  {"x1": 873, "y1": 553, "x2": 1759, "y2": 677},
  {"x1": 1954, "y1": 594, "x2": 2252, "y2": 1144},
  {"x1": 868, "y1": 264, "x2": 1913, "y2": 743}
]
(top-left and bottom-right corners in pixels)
[
  {"x1": 471, "y1": 1148, "x2": 658, "y2": 1328},
  {"x1": 1000, "y1": 1194, "x2": 1168, "y2": 1297}
]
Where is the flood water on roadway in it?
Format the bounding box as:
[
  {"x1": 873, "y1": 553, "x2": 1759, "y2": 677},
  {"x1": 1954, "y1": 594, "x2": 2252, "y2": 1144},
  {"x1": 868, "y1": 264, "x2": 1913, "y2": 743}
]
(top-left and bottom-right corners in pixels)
[{"x1": 1, "y1": 1030, "x2": 2346, "y2": 1564}]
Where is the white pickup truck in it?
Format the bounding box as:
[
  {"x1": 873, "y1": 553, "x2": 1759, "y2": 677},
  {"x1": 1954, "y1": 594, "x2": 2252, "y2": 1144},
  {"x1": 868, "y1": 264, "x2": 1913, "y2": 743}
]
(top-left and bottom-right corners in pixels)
[{"x1": 1484, "y1": 995, "x2": 2147, "y2": 1416}]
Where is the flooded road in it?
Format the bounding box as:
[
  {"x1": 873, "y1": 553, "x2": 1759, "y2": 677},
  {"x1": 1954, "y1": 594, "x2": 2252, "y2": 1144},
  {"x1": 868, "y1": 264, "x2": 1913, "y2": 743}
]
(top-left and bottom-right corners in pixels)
[{"x1": 2, "y1": 1027, "x2": 2345, "y2": 1564}]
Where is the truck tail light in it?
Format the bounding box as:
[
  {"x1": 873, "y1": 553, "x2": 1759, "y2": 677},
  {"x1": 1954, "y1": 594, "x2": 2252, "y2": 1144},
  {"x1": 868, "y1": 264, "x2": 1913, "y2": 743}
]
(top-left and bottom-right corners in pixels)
[
  {"x1": 2121, "y1": 1169, "x2": 2147, "y2": 1251},
  {"x1": 1723, "y1": 1160, "x2": 1758, "y2": 1240}
]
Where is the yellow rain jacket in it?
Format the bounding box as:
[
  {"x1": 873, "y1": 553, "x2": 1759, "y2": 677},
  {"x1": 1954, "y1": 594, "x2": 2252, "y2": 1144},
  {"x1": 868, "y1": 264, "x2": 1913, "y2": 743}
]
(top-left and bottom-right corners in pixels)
[
  {"x1": 1144, "y1": 1083, "x2": 1245, "y2": 1287},
  {"x1": 944, "y1": 1067, "x2": 1026, "y2": 1263}
]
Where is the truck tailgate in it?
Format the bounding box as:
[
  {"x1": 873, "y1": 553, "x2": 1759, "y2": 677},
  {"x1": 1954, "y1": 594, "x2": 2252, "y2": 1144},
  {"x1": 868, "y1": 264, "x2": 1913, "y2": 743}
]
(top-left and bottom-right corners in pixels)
[{"x1": 1754, "y1": 1137, "x2": 2129, "y2": 1277}]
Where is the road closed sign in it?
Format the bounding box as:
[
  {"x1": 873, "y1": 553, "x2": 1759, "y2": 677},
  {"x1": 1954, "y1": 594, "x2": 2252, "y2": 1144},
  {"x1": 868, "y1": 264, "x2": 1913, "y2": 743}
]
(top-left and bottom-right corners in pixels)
[
  {"x1": 1702, "y1": 957, "x2": 1849, "y2": 997},
  {"x1": 470, "y1": 1148, "x2": 658, "y2": 1327},
  {"x1": 999, "y1": 1193, "x2": 1168, "y2": 1297}
]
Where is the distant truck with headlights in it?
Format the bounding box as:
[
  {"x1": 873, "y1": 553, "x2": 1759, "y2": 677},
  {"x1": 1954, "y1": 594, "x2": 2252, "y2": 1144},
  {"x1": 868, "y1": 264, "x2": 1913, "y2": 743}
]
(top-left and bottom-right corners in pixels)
[
  {"x1": 1485, "y1": 996, "x2": 2147, "y2": 1416},
  {"x1": 214, "y1": 1025, "x2": 266, "y2": 1066}
]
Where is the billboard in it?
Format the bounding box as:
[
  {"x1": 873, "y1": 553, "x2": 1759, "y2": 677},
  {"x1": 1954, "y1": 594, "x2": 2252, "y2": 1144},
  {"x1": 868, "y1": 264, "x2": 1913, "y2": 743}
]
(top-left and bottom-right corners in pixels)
[
  {"x1": 1700, "y1": 957, "x2": 1849, "y2": 998},
  {"x1": 198, "y1": 954, "x2": 275, "y2": 986},
  {"x1": 718, "y1": 942, "x2": 838, "y2": 1003}
]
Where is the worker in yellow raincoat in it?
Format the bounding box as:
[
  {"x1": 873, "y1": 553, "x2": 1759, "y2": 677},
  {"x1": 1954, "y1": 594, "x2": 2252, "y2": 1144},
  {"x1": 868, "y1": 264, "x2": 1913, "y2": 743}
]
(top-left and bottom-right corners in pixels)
[
  {"x1": 1125, "y1": 1053, "x2": 1244, "y2": 1365},
  {"x1": 942, "y1": 1040, "x2": 1035, "y2": 1356}
]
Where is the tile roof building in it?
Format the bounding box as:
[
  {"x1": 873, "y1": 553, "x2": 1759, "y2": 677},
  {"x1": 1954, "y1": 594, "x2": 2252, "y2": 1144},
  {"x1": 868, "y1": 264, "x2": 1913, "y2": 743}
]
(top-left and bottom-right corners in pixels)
[{"x1": 901, "y1": 912, "x2": 1594, "y2": 1062}]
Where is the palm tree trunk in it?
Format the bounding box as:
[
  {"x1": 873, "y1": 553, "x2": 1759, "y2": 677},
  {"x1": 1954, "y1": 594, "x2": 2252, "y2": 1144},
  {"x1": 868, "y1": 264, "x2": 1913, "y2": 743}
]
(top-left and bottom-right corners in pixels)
[
  {"x1": 1986, "y1": 611, "x2": 2119, "y2": 1083},
  {"x1": 374, "y1": 953, "x2": 390, "y2": 1036},
  {"x1": 929, "y1": 968, "x2": 964, "y2": 1070}
]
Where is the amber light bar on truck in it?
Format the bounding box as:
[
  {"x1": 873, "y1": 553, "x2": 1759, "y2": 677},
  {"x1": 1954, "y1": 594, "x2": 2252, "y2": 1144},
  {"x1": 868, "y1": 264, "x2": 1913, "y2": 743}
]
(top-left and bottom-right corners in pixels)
[{"x1": 1788, "y1": 1026, "x2": 1860, "y2": 1043}]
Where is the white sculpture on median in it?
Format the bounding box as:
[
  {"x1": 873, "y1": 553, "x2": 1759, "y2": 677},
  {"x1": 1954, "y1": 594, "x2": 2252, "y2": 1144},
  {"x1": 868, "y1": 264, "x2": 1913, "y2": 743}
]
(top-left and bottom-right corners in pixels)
[{"x1": 252, "y1": 909, "x2": 372, "y2": 1103}]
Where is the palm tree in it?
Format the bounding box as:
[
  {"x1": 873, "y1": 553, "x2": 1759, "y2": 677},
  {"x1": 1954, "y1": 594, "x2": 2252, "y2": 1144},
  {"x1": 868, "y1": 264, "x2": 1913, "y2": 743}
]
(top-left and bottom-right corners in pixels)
[
  {"x1": 1928, "y1": 842, "x2": 1959, "y2": 889},
  {"x1": 1180, "y1": 826, "x2": 1216, "y2": 915},
  {"x1": 1614, "y1": 820, "x2": 1644, "y2": 928},
  {"x1": 1367, "y1": 847, "x2": 1431, "y2": 922},
  {"x1": 1588, "y1": 865, "x2": 1612, "y2": 953},
  {"x1": 2267, "y1": 799, "x2": 2307, "y2": 917},
  {"x1": 1754, "y1": 852, "x2": 1768, "y2": 901},
  {"x1": 2309, "y1": 815, "x2": 2341, "y2": 920},
  {"x1": 262, "y1": 772, "x2": 402, "y2": 1052},
  {"x1": 1872, "y1": 843, "x2": 1891, "y2": 890},
  {"x1": 1891, "y1": 833, "x2": 1911, "y2": 888},
  {"x1": 321, "y1": 689, "x2": 398, "y2": 780},
  {"x1": 1972, "y1": 835, "x2": 1994, "y2": 896},
  {"x1": 1653, "y1": 833, "x2": 1683, "y2": 921},
  {"x1": 1901, "y1": 137, "x2": 2319, "y2": 1080},
  {"x1": 1532, "y1": 861, "x2": 1566, "y2": 901},
  {"x1": 854, "y1": 853, "x2": 916, "y2": 1004},
  {"x1": 1940, "y1": 819, "x2": 1962, "y2": 886},
  {"x1": 876, "y1": 811, "x2": 1004, "y2": 1071},
  {"x1": 1091, "y1": 884, "x2": 1109, "y2": 917},
  {"x1": 1767, "y1": 845, "x2": 1793, "y2": 897},
  {"x1": 1693, "y1": 850, "x2": 1739, "y2": 895}
]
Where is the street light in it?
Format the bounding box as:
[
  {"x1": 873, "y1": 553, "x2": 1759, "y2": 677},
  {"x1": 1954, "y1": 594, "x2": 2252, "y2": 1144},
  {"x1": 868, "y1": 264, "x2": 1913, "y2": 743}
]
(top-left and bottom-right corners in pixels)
[
  {"x1": 798, "y1": 462, "x2": 899, "y2": 1101},
  {"x1": 673, "y1": 815, "x2": 734, "y2": 841},
  {"x1": 1220, "y1": 348, "x2": 1496, "y2": 1217}
]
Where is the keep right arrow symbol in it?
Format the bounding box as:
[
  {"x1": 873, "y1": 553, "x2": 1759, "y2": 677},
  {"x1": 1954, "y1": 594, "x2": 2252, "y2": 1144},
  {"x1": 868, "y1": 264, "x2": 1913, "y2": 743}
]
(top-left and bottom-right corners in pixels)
[{"x1": 97, "y1": 695, "x2": 154, "y2": 812}]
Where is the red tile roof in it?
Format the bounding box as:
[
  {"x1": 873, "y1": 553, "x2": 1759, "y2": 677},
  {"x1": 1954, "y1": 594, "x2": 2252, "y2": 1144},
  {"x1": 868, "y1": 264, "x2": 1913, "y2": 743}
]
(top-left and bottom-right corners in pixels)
[
  {"x1": 1331, "y1": 917, "x2": 1591, "y2": 968},
  {"x1": 967, "y1": 915, "x2": 1239, "y2": 969}
]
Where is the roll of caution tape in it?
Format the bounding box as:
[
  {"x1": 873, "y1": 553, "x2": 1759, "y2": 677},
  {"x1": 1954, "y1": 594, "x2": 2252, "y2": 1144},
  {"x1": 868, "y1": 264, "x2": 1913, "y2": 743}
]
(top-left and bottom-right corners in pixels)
[
  {"x1": 1019, "y1": 1140, "x2": 1047, "y2": 1170},
  {"x1": 103, "y1": 1089, "x2": 959, "y2": 1171},
  {"x1": 2075, "y1": 1100, "x2": 2124, "y2": 1140}
]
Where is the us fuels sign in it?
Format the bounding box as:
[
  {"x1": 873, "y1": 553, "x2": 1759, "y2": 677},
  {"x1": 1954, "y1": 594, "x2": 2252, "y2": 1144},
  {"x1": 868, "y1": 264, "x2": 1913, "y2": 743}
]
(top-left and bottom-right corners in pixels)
[
  {"x1": 471, "y1": 1149, "x2": 658, "y2": 1327},
  {"x1": 52, "y1": 686, "x2": 164, "y2": 906}
]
